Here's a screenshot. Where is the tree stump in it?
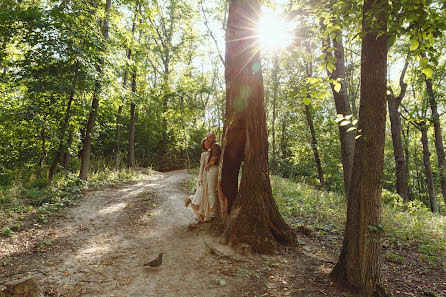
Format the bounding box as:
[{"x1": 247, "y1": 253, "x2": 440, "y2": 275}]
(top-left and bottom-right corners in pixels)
[{"x1": 0, "y1": 276, "x2": 44, "y2": 297}]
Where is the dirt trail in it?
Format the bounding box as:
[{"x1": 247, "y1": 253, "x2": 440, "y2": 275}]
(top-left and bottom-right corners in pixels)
[{"x1": 1, "y1": 170, "x2": 352, "y2": 297}]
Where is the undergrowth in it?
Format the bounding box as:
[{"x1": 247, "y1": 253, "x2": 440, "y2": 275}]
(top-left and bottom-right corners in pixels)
[
  {"x1": 0, "y1": 168, "x2": 151, "y2": 235},
  {"x1": 271, "y1": 176, "x2": 446, "y2": 268}
]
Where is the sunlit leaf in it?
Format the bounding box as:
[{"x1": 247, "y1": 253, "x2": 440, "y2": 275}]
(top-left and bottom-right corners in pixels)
[
  {"x1": 327, "y1": 63, "x2": 336, "y2": 73},
  {"x1": 410, "y1": 41, "x2": 419, "y2": 51},
  {"x1": 347, "y1": 127, "x2": 357, "y2": 132},
  {"x1": 422, "y1": 67, "x2": 433, "y2": 78}
]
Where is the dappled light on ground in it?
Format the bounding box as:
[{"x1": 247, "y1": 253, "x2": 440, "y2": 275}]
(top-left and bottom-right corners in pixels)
[{"x1": 97, "y1": 202, "x2": 127, "y2": 216}]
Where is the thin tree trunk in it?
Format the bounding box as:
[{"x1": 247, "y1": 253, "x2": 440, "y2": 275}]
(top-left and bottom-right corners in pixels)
[
  {"x1": 303, "y1": 58, "x2": 325, "y2": 188},
  {"x1": 180, "y1": 97, "x2": 190, "y2": 170},
  {"x1": 115, "y1": 20, "x2": 135, "y2": 170},
  {"x1": 280, "y1": 112, "x2": 287, "y2": 159},
  {"x1": 79, "y1": 0, "x2": 112, "y2": 180},
  {"x1": 387, "y1": 61, "x2": 409, "y2": 200},
  {"x1": 217, "y1": 0, "x2": 295, "y2": 253},
  {"x1": 114, "y1": 105, "x2": 122, "y2": 169},
  {"x1": 271, "y1": 55, "x2": 279, "y2": 162},
  {"x1": 330, "y1": 0, "x2": 388, "y2": 294},
  {"x1": 322, "y1": 32, "x2": 354, "y2": 195},
  {"x1": 426, "y1": 78, "x2": 446, "y2": 207},
  {"x1": 62, "y1": 131, "x2": 73, "y2": 171},
  {"x1": 48, "y1": 72, "x2": 77, "y2": 184},
  {"x1": 304, "y1": 104, "x2": 325, "y2": 188},
  {"x1": 420, "y1": 123, "x2": 439, "y2": 213},
  {"x1": 37, "y1": 127, "x2": 46, "y2": 178},
  {"x1": 402, "y1": 122, "x2": 411, "y2": 199},
  {"x1": 128, "y1": 70, "x2": 136, "y2": 168}
]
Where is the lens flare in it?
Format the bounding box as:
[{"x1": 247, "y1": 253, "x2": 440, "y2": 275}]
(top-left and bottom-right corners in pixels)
[{"x1": 257, "y1": 7, "x2": 294, "y2": 52}]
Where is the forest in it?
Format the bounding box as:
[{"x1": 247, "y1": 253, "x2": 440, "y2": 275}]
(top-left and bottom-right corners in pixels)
[{"x1": 1, "y1": 0, "x2": 446, "y2": 296}]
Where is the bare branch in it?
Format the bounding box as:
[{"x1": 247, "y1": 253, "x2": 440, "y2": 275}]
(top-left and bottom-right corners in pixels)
[{"x1": 200, "y1": 0, "x2": 225, "y2": 65}]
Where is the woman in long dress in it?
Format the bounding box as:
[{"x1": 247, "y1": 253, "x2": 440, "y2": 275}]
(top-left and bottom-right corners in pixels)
[{"x1": 185, "y1": 138, "x2": 210, "y2": 222}]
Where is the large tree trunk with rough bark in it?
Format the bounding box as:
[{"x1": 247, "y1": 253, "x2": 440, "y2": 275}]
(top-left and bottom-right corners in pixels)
[
  {"x1": 322, "y1": 30, "x2": 354, "y2": 196},
  {"x1": 330, "y1": 0, "x2": 388, "y2": 294},
  {"x1": 79, "y1": 0, "x2": 112, "y2": 180},
  {"x1": 387, "y1": 61, "x2": 409, "y2": 200},
  {"x1": 426, "y1": 78, "x2": 446, "y2": 207},
  {"x1": 216, "y1": 0, "x2": 295, "y2": 254},
  {"x1": 420, "y1": 123, "x2": 439, "y2": 213}
]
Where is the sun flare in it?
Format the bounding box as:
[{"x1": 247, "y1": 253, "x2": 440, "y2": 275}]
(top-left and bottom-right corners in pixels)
[{"x1": 257, "y1": 8, "x2": 294, "y2": 52}]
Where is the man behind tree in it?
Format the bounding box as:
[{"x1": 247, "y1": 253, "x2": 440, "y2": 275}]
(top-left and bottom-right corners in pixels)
[{"x1": 205, "y1": 132, "x2": 221, "y2": 220}]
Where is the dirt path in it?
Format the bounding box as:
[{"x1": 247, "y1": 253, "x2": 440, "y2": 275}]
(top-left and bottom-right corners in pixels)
[{"x1": 1, "y1": 170, "x2": 353, "y2": 297}]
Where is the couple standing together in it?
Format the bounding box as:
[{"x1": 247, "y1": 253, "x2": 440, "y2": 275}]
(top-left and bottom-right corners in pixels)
[{"x1": 185, "y1": 132, "x2": 221, "y2": 223}]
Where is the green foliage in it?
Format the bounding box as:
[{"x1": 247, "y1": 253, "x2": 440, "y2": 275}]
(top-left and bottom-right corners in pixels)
[
  {"x1": 273, "y1": 175, "x2": 446, "y2": 265},
  {"x1": 384, "y1": 251, "x2": 406, "y2": 265},
  {"x1": 1, "y1": 227, "x2": 16, "y2": 237},
  {"x1": 0, "y1": 168, "x2": 151, "y2": 235}
]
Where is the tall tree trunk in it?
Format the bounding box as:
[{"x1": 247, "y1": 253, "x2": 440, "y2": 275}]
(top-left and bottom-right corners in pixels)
[
  {"x1": 420, "y1": 123, "x2": 439, "y2": 213},
  {"x1": 426, "y1": 78, "x2": 446, "y2": 207},
  {"x1": 330, "y1": 0, "x2": 388, "y2": 294},
  {"x1": 114, "y1": 105, "x2": 123, "y2": 169},
  {"x1": 402, "y1": 122, "x2": 411, "y2": 198},
  {"x1": 128, "y1": 70, "x2": 136, "y2": 168},
  {"x1": 62, "y1": 131, "x2": 73, "y2": 171},
  {"x1": 37, "y1": 127, "x2": 46, "y2": 178},
  {"x1": 48, "y1": 72, "x2": 77, "y2": 184},
  {"x1": 217, "y1": 0, "x2": 295, "y2": 253},
  {"x1": 304, "y1": 104, "x2": 325, "y2": 188},
  {"x1": 387, "y1": 61, "x2": 409, "y2": 200},
  {"x1": 271, "y1": 55, "x2": 279, "y2": 162},
  {"x1": 280, "y1": 111, "x2": 287, "y2": 159},
  {"x1": 115, "y1": 20, "x2": 135, "y2": 170},
  {"x1": 322, "y1": 29, "x2": 354, "y2": 196},
  {"x1": 79, "y1": 0, "x2": 112, "y2": 180},
  {"x1": 303, "y1": 58, "x2": 325, "y2": 188}
]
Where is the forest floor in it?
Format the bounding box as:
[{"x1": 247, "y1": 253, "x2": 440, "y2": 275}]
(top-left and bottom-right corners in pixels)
[{"x1": 0, "y1": 170, "x2": 444, "y2": 297}]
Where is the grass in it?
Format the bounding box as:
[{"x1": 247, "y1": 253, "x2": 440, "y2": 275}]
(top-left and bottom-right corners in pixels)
[
  {"x1": 0, "y1": 168, "x2": 151, "y2": 234},
  {"x1": 184, "y1": 170, "x2": 446, "y2": 267},
  {"x1": 271, "y1": 175, "x2": 446, "y2": 267}
]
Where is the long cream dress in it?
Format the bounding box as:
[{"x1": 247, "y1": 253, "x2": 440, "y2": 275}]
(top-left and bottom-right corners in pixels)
[{"x1": 190, "y1": 151, "x2": 210, "y2": 220}]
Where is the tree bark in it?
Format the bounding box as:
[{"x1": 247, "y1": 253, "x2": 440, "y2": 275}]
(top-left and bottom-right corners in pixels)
[
  {"x1": 271, "y1": 55, "x2": 279, "y2": 162},
  {"x1": 322, "y1": 30, "x2": 354, "y2": 196},
  {"x1": 387, "y1": 61, "x2": 409, "y2": 200},
  {"x1": 115, "y1": 20, "x2": 135, "y2": 170},
  {"x1": 304, "y1": 104, "x2": 325, "y2": 188},
  {"x1": 303, "y1": 58, "x2": 325, "y2": 188},
  {"x1": 62, "y1": 131, "x2": 73, "y2": 171},
  {"x1": 79, "y1": 0, "x2": 112, "y2": 180},
  {"x1": 128, "y1": 70, "x2": 136, "y2": 168},
  {"x1": 37, "y1": 127, "x2": 46, "y2": 178},
  {"x1": 48, "y1": 72, "x2": 77, "y2": 184},
  {"x1": 426, "y1": 78, "x2": 446, "y2": 207},
  {"x1": 217, "y1": 0, "x2": 295, "y2": 253},
  {"x1": 330, "y1": 0, "x2": 389, "y2": 294},
  {"x1": 114, "y1": 105, "x2": 123, "y2": 169},
  {"x1": 420, "y1": 123, "x2": 439, "y2": 213}
]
